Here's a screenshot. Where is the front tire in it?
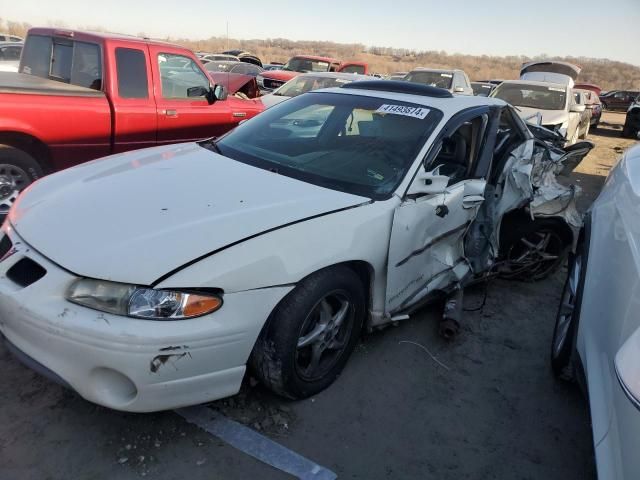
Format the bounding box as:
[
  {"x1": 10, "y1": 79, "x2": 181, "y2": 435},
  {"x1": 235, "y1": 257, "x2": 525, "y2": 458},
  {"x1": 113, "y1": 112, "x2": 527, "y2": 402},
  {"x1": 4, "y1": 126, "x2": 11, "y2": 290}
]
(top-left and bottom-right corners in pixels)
[
  {"x1": 0, "y1": 145, "x2": 44, "y2": 215},
  {"x1": 250, "y1": 265, "x2": 366, "y2": 399},
  {"x1": 551, "y1": 241, "x2": 586, "y2": 381}
]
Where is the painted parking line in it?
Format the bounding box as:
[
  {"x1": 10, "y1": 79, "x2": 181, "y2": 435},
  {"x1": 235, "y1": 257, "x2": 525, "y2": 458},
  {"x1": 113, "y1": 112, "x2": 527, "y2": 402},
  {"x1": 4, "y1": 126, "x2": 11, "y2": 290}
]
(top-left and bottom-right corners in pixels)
[{"x1": 175, "y1": 406, "x2": 338, "y2": 480}]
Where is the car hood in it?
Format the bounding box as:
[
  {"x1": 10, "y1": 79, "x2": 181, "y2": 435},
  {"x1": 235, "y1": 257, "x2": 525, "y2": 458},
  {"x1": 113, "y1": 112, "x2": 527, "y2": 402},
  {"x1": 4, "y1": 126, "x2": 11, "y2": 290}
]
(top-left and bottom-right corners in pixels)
[
  {"x1": 515, "y1": 107, "x2": 569, "y2": 127},
  {"x1": 262, "y1": 70, "x2": 299, "y2": 81},
  {"x1": 11, "y1": 143, "x2": 368, "y2": 285}
]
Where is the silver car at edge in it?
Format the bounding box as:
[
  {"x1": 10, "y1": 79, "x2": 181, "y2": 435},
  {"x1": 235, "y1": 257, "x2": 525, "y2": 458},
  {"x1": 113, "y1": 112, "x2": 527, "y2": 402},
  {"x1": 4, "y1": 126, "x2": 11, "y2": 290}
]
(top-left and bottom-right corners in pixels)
[{"x1": 552, "y1": 143, "x2": 640, "y2": 479}]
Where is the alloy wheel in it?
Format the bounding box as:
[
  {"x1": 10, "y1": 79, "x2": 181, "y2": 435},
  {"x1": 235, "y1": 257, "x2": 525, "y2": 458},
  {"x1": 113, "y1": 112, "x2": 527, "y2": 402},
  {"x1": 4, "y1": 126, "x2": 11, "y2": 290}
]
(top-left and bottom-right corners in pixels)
[
  {"x1": 295, "y1": 290, "x2": 354, "y2": 381},
  {"x1": 553, "y1": 253, "x2": 582, "y2": 358}
]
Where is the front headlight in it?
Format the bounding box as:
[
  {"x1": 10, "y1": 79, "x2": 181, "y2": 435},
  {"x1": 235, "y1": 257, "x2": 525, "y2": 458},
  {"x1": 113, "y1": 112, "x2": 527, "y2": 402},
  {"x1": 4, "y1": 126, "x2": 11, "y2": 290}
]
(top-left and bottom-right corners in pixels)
[{"x1": 66, "y1": 279, "x2": 222, "y2": 320}]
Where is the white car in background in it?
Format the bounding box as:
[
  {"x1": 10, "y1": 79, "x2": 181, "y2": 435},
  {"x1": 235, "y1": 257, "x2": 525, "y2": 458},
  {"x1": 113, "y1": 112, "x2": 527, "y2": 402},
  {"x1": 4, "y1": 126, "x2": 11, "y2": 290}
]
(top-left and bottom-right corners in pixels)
[
  {"x1": 492, "y1": 80, "x2": 586, "y2": 145},
  {"x1": 492, "y1": 61, "x2": 586, "y2": 145},
  {"x1": 552, "y1": 143, "x2": 640, "y2": 479},
  {"x1": 259, "y1": 72, "x2": 371, "y2": 108},
  {"x1": 404, "y1": 68, "x2": 474, "y2": 96},
  {"x1": 0, "y1": 43, "x2": 22, "y2": 73},
  {"x1": 0, "y1": 81, "x2": 590, "y2": 412},
  {"x1": 0, "y1": 33, "x2": 23, "y2": 43}
]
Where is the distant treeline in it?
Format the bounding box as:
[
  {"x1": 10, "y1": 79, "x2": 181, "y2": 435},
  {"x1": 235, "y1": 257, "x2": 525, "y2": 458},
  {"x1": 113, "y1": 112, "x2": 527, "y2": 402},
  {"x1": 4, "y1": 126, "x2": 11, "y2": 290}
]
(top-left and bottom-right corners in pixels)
[{"x1": 3, "y1": 18, "x2": 638, "y2": 90}]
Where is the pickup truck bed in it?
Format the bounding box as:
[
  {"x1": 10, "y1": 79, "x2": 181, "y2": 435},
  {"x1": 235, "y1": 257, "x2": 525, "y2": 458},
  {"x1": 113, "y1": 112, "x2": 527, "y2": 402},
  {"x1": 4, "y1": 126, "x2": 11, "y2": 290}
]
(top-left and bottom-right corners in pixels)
[{"x1": 0, "y1": 72, "x2": 105, "y2": 97}]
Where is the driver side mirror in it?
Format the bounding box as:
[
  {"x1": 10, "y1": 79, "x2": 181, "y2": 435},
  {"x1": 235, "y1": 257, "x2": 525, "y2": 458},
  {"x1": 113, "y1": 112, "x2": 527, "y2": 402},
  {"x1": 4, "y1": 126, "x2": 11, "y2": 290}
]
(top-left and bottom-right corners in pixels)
[
  {"x1": 406, "y1": 165, "x2": 450, "y2": 196},
  {"x1": 570, "y1": 103, "x2": 586, "y2": 113},
  {"x1": 187, "y1": 85, "x2": 218, "y2": 105},
  {"x1": 214, "y1": 84, "x2": 228, "y2": 101}
]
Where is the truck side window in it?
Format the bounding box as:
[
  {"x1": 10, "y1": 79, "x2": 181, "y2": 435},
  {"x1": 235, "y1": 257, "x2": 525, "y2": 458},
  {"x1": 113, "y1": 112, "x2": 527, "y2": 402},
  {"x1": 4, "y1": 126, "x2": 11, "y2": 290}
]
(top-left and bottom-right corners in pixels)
[
  {"x1": 70, "y1": 42, "x2": 102, "y2": 90},
  {"x1": 158, "y1": 53, "x2": 210, "y2": 99},
  {"x1": 116, "y1": 48, "x2": 148, "y2": 99}
]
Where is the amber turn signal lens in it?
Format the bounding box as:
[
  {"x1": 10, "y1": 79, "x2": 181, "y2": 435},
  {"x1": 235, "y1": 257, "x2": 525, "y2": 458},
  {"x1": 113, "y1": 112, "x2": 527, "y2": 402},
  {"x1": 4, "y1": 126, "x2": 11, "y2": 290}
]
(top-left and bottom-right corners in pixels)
[{"x1": 182, "y1": 294, "x2": 223, "y2": 317}]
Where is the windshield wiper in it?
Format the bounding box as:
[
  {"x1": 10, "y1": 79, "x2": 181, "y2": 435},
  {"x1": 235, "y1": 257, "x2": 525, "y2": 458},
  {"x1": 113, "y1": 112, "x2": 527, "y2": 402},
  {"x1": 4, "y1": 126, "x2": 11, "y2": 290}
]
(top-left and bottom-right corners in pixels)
[{"x1": 200, "y1": 138, "x2": 224, "y2": 155}]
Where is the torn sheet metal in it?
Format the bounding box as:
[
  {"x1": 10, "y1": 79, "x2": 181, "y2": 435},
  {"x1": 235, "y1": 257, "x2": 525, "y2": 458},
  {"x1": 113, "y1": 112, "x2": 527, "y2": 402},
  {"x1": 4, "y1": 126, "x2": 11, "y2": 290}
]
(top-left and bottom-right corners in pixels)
[{"x1": 386, "y1": 179, "x2": 484, "y2": 313}]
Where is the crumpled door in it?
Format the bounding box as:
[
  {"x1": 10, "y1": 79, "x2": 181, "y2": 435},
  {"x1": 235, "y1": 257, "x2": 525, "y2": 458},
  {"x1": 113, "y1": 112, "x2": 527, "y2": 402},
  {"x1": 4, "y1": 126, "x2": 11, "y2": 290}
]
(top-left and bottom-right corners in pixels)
[{"x1": 385, "y1": 179, "x2": 486, "y2": 314}]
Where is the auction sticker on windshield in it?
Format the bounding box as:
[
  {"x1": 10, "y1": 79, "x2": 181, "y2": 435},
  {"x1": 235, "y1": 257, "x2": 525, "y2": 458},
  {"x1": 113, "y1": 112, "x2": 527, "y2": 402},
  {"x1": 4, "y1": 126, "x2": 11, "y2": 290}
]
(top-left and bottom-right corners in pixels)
[{"x1": 376, "y1": 104, "x2": 430, "y2": 119}]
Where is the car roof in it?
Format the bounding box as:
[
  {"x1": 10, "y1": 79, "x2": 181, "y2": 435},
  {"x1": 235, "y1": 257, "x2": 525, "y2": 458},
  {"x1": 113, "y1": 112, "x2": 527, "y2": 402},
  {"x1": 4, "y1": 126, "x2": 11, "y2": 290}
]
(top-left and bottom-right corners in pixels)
[
  {"x1": 498, "y1": 79, "x2": 568, "y2": 89},
  {"x1": 291, "y1": 54, "x2": 340, "y2": 63},
  {"x1": 295, "y1": 72, "x2": 371, "y2": 80},
  {"x1": 26, "y1": 27, "x2": 186, "y2": 49},
  {"x1": 317, "y1": 85, "x2": 506, "y2": 115},
  {"x1": 409, "y1": 68, "x2": 463, "y2": 73}
]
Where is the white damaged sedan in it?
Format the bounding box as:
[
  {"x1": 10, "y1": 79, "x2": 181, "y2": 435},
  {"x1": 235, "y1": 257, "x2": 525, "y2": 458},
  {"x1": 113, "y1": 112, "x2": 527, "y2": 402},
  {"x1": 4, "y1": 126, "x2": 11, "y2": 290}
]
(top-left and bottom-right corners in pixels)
[{"x1": 0, "y1": 81, "x2": 591, "y2": 411}]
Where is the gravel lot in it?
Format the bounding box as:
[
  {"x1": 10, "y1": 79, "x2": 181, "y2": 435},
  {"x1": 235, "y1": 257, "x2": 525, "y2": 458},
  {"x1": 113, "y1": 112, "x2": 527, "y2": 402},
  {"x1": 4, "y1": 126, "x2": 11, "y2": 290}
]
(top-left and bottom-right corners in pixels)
[{"x1": 0, "y1": 112, "x2": 636, "y2": 480}]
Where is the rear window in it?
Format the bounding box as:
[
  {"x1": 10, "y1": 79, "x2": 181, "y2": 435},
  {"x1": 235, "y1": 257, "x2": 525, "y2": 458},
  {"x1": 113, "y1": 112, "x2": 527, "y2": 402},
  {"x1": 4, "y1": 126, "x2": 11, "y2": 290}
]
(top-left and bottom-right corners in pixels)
[
  {"x1": 115, "y1": 48, "x2": 148, "y2": 99},
  {"x1": 405, "y1": 71, "x2": 453, "y2": 89},
  {"x1": 340, "y1": 65, "x2": 365, "y2": 75},
  {"x1": 20, "y1": 35, "x2": 102, "y2": 91}
]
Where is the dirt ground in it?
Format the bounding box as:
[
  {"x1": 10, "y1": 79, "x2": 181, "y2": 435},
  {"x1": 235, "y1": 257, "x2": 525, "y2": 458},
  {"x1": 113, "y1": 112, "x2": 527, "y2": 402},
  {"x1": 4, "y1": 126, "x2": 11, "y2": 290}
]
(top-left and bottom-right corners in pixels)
[{"x1": 0, "y1": 112, "x2": 636, "y2": 480}]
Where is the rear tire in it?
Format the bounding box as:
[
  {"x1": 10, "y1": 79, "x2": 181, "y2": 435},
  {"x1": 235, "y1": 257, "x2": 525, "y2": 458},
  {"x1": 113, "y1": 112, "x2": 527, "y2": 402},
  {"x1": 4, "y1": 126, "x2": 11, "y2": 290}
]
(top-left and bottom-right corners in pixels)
[
  {"x1": 0, "y1": 145, "x2": 44, "y2": 214},
  {"x1": 250, "y1": 265, "x2": 365, "y2": 399},
  {"x1": 500, "y1": 218, "x2": 570, "y2": 281},
  {"x1": 551, "y1": 241, "x2": 586, "y2": 381}
]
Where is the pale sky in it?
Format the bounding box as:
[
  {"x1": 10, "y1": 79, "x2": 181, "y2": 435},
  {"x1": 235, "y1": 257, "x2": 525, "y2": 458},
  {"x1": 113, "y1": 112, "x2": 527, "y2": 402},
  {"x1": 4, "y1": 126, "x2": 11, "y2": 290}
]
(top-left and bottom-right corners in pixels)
[{"x1": 2, "y1": 0, "x2": 639, "y2": 65}]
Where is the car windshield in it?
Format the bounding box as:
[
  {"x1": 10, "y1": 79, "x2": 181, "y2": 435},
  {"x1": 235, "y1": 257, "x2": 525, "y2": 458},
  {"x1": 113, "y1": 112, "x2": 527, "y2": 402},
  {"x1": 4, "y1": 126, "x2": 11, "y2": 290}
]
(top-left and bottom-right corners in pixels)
[
  {"x1": 205, "y1": 62, "x2": 235, "y2": 73},
  {"x1": 492, "y1": 83, "x2": 567, "y2": 110},
  {"x1": 213, "y1": 92, "x2": 443, "y2": 199},
  {"x1": 404, "y1": 71, "x2": 453, "y2": 89},
  {"x1": 283, "y1": 57, "x2": 330, "y2": 73},
  {"x1": 275, "y1": 76, "x2": 355, "y2": 97},
  {"x1": 471, "y1": 83, "x2": 493, "y2": 96}
]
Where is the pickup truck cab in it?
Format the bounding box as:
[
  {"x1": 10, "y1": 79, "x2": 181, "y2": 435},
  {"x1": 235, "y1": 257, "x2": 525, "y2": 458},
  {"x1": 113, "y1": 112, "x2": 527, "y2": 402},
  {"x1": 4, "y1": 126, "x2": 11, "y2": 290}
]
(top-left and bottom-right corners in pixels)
[
  {"x1": 0, "y1": 28, "x2": 264, "y2": 213},
  {"x1": 256, "y1": 55, "x2": 368, "y2": 91}
]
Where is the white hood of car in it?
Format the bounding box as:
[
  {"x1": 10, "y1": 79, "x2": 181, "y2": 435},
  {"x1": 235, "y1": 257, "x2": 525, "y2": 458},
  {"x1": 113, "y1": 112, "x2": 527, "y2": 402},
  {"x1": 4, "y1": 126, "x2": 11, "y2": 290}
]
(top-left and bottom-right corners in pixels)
[
  {"x1": 11, "y1": 143, "x2": 368, "y2": 285},
  {"x1": 515, "y1": 107, "x2": 568, "y2": 127}
]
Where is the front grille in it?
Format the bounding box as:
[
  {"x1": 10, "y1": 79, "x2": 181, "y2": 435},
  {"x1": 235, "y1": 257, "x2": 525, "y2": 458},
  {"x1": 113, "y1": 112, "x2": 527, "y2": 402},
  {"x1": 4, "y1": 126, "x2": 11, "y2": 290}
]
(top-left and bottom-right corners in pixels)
[
  {"x1": 264, "y1": 78, "x2": 285, "y2": 90},
  {"x1": 0, "y1": 235, "x2": 12, "y2": 259},
  {"x1": 7, "y1": 257, "x2": 46, "y2": 287}
]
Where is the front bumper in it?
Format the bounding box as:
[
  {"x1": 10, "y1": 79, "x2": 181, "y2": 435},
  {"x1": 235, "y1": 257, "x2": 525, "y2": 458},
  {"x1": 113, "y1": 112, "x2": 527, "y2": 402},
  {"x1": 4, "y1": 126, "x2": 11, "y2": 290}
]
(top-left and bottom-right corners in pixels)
[{"x1": 0, "y1": 227, "x2": 292, "y2": 412}]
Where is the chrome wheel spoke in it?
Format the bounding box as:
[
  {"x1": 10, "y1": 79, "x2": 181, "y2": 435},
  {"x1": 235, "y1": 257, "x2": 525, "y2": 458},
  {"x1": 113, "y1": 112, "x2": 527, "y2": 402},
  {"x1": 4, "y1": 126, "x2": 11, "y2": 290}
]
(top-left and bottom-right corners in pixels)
[
  {"x1": 327, "y1": 336, "x2": 348, "y2": 350},
  {"x1": 332, "y1": 301, "x2": 349, "y2": 329},
  {"x1": 297, "y1": 322, "x2": 326, "y2": 348},
  {"x1": 305, "y1": 343, "x2": 324, "y2": 375}
]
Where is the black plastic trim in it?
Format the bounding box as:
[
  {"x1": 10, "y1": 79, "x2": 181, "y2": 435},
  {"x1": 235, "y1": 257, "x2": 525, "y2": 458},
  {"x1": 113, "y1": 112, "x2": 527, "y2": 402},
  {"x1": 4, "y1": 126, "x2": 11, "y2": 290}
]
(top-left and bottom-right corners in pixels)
[{"x1": 342, "y1": 80, "x2": 453, "y2": 98}]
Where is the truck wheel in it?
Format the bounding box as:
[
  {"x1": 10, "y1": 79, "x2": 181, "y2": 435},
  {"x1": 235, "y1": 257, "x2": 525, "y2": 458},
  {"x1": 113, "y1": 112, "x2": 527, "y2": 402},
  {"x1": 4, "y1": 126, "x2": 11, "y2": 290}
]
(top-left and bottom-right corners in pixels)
[
  {"x1": 250, "y1": 265, "x2": 365, "y2": 399},
  {"x1": 0, "y1": 145, "x2": 44, "y2": 214}
]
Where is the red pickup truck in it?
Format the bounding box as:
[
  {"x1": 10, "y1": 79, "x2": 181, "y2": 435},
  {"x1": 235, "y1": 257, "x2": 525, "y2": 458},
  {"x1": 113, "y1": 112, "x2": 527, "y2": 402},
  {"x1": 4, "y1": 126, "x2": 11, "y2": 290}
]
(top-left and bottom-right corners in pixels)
[
  {"x1": 0, "y1": 28, "x2": 264, "y2": 213},
  {"x1": 257, "y1": 55, "x2": 368, "y2": 91}
]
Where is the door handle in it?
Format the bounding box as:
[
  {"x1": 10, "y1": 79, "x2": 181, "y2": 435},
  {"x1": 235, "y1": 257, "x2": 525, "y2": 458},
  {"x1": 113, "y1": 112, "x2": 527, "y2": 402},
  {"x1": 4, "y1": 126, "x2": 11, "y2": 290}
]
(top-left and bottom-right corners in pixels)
[
  {"x1": 164, "y1": 109, "x2": 178, "y2": 117},
  {"x1": 462, "y1": 195, "x2": 485, "y2": 209},
  {"x1": 233, "y1": 112, "x2": 247, "y2": 118}
]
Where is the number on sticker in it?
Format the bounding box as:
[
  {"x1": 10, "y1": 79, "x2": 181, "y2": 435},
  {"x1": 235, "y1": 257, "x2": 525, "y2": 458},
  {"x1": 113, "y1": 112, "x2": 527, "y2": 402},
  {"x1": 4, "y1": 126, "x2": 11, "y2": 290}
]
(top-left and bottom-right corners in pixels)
[{"x1": 375, "y1": 104, "x2": 430, "y2": 120}]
